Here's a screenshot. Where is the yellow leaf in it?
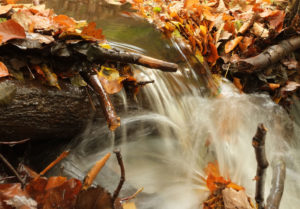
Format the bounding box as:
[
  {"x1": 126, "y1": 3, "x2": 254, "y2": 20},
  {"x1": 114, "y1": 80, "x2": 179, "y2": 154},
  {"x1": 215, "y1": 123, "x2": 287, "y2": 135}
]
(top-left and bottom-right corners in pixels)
[
  {"x1": 123, "y1": 202, "x2": 137, "y2": 209},
  {"x1": 98, "y1": 66, "x2": 127, "y2": 94}
]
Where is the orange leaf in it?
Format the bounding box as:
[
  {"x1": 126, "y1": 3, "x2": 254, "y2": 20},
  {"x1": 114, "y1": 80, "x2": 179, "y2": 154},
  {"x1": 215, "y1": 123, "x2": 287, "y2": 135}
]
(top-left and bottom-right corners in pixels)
[
  {"x1": 184, "y1": 0, "x2": 200, "y2": 9},
  {"x1": 53, "y1": 15, "x2": 76, "y2": 31},
  {"x1": 6, "y1": 0, "x2": 19, "y2": 4},
  {"x1": 205, "y1": 161, "x2": 220, "y2": 177},
  {"x1": 207, "y1": 42, "x2": 219, "y2": 64},
  {"x1": 81, "y1": 22, "x2": 105, "y2": 41},
  {"x1": 0, "y1": 19, "x2": 26, "y2": 44},
  {"x1": 226, "y1": 182, "x2": 245, "y2": 191},
  {"x1": 45, "y1": 176, "x2": 67, "y2": 191},
  {"x1": 225, "y1": 36, "x2": 243, "y2": 53},
  {"x1": 233, "y1": 77, "x2": 243, "y2": 93},
  {"x1": 238, "y1": 36, "x2": 253, "y2": 52},
  {"x1": 0, "y1": 62, "x2": 9, "y2": 78},
  {"x1": 268, "y1": 83, "x2": 280, "y2": 91}
]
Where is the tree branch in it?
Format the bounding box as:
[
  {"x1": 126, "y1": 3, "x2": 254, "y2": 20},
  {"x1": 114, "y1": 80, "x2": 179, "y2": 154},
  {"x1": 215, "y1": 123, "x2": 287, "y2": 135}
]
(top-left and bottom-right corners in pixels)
[
  {"x1": 0, "y1": 153, "x2": 25, "y2": 186},
  {"x1": 230, "y1": 36, "x2": 300, "y2": 73},
  {"x1": 252, "y1": 124, "x2": 269, "y2": 209},
  {"x1": 266, "y1": 158, "x2": 286, "y2": 209},
  {"x1": 112, "y1": 149, "x2": 125, "y2": 204}
]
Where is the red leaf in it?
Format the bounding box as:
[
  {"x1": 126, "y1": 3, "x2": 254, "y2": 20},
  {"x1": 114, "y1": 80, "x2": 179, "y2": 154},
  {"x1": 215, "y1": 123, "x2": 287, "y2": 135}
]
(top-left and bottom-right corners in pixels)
[
  {"x1": 0, "y1": 19, "x2": 26, "y2": 44},
  {"x1": 0, "y1": 62, "x2": 9, "y2": 78}
]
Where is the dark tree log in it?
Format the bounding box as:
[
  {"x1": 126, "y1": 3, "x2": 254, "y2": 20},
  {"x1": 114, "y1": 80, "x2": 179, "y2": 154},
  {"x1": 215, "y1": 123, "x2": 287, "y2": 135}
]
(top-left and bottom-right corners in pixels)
[
  {"x1": 252, "y1": 124, "x2": 269, "y2": 209},
  {"x1": 266, "y1": 158, "x2": 286, "y2": 209},
  {"x1": 0, "y1": 79, "x2": 122, "y2": 142}
]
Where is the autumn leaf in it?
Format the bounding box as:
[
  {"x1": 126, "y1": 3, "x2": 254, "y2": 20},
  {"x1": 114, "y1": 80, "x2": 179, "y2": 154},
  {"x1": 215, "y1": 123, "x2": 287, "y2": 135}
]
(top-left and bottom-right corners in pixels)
[
  {"x1": 0, "y1": 5, "x2": 12, "y2": 15},
  {"x1": 53, "y1": 15, "x2": 76, "y2": 31},
  {"x1": 98, "y1": 66, "x2": 127, "y2": 94},
  {"x1": 238, "y1": 36, "x2": 253, "y2": 52},
  {"x1": 81, "y1": 22, "x2": 105, "y2": 41},
  {"x1": 225, "y1": 36, "x2": 243, "y2": 53},
  {"x1": 0, "y1": 62, "x2": 10, "y2": 78},
  {"x1": 233, "y1": 77, "x2": 243, "y2": 93},
  {"x1": 184, "y1": 0, "x2": 200, "y2": 9},
  {"x1": 0, "y1": 19, "x2": 26, "y2": 44}
]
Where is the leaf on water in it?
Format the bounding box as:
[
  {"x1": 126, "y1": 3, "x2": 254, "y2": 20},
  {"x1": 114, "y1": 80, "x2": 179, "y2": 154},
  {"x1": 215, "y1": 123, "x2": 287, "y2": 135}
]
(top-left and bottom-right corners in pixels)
[
  {"x1": 81, "y1": 22, "x2": 105, "y2": 41},
  {"x1": 0, "y1": 19, "x2": 26, "y2": 44},
  {"x1": 225, "y1": 36, "x2": 243, "y2": 53},
  {"x1": 0, "y1": 62, "x2": 10, "y2": 78},
  {"x1": 98, "y1": 66, "x2": 127, "y2": 94}
]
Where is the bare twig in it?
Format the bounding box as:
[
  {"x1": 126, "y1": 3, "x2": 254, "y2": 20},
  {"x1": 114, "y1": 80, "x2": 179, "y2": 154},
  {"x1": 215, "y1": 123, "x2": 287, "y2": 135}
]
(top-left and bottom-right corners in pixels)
[
  {"x1": 112, "y1": 149, "x2": 125, "y2": 203},
  {"x1": 266, "y1": 158, "x2": 286, "y2": 209},
  {"x1": 0, "y1": 153, "x2": 25, "y2": 186},
  {"x1": 85, "y1": 73, "x2": 120, "y2": 131},
  {"x1": 37, "y1": 150, "x2": 69, "y2": 178},
  {"x1": 120, "y1": 187, "x2": 144, "y2": 202},
  {"x1": 137, "y1": 80, "x2": 155, "y2": 86},
  {"x1": 0, "y1": 138, "x2": 30, "y2": 145},
  {"x1": 252, "y1": 124, "x2": 269, "y2": 209}
]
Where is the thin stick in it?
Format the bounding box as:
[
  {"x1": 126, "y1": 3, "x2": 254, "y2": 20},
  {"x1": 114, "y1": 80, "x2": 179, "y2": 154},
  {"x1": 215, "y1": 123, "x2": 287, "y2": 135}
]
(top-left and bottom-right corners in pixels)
[
  {"x1": 120, "y1": 187, "x2": 144, "y2": 202},
  {"x1": 252, "y1": 124, "x2": 269, "y2": 209},
  {"x1": 266, "y1": 158, "x2": 286, "y2": 209},
  {"x1": 82, "y1": 152, "x2": 111, "y2": 190},
  {"x1": 137, "y1": 80, "x2": 155, "y2": 86},
  {"x1": 0, "y1": 138, "x2": 30, "y2": 145},
  {"x1": 38, "y1": 150, "x2": 69, "y2": 177},
  {"x1": 0, "y1": 153, "x2": 25, "y2": 186},
  {"x1": 112, "y1": 149, "x2": 125, "y2": 203},
  {"x1": 85, "y1": 73, "x2": 120, "y2": 131}
]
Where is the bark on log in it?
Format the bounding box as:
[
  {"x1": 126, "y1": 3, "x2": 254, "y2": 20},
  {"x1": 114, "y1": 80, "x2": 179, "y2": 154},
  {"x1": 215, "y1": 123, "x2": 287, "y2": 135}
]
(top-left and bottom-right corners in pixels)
[
  {"x1": 230, "y1": 36, "x2": 300, "y2": 73},
  {"x1": 0, "y1": 79, "x2": 122, "y2": 142}
]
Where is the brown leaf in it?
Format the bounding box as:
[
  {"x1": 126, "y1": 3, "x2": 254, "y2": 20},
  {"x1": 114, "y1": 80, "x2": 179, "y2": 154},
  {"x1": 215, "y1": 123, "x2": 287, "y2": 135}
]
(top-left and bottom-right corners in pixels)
[
  {"x1": 98, "y1": 66, "x2": 127, "y2": 94},
  {"x1": 0, "y1": 62, "x2": 10, "y2": 78},
  {"x1": 251, "y1": 22, "x2": 269, "y2": 38},
  {"x1": 0, "y1": 19, "x2": 26, "y2": 44},
  {"x1": 75, "y1": 187, "x2": 114, "y2": 209},
  {"x1": 238, "y1": 36, "x2": 253, "y2": 52},
  {"x1": 281, "y1": 81, "x2": 300, "y2": 92},
  {"x1": 225, "y1": 36, "x2": 243, "y2": 53},
  {"x1": 233, "y1": 77, "x2": 243, "y2": 93},
  {"x1": 43, "y1": 178, "x2": 82, "y2": 209}
]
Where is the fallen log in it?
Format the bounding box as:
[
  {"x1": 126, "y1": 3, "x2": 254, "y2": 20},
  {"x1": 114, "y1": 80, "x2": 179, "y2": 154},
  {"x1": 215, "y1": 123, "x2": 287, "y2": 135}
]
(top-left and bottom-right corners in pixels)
[
  {"x1": 229, "y1": 36, "x2": 300, "y2": 73},
  {"x1": 0, "y1": 79, "x2": 123, "y2": 142}
]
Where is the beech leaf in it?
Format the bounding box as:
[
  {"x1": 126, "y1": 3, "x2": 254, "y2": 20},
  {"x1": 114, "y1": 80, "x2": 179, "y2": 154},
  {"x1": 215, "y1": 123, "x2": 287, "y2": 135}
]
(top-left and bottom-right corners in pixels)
[
  {"x1": 0, "y1": 62, "x2": 10, "y2": 78},
  {"x1": 0, "y1": 19, "x2": 26, "y2": 44}
]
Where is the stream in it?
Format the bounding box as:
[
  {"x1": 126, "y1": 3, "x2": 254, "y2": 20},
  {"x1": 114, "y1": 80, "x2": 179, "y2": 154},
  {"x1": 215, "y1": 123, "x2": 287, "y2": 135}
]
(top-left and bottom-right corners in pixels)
[{"x1": 44, "y1": 1, "x2": 300, "y2": 208}]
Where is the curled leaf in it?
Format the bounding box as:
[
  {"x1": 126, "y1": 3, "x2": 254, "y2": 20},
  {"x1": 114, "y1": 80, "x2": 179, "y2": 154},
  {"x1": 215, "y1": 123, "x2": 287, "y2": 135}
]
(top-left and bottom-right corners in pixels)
[{"x1": 0, "y1": 19, "x2": 26, "y2": 44}]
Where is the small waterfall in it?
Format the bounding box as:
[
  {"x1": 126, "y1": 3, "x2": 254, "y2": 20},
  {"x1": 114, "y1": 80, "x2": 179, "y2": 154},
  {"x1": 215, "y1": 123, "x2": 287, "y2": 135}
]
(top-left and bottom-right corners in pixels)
[{"x1": 59, "y1": 56, "x2": 300, "y2": 209}]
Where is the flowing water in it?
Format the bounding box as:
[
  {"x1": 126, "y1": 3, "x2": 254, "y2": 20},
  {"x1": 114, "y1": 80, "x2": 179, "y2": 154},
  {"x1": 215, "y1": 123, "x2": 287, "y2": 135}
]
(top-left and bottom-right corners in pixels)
[{"x1": 43, "y1": 1, "x2": 300, "y2": 208}]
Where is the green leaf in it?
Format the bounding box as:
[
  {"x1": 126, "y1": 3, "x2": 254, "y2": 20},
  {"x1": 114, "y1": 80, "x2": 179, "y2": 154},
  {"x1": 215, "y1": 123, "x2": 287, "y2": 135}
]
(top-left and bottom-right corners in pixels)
[{"x1": 153, "y1": 7, "x2": 162, "y2": 13}]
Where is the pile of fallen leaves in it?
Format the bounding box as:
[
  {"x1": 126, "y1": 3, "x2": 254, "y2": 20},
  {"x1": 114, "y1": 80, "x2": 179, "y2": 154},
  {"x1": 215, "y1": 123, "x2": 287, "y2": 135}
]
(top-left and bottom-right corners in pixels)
[
  {"x1": 0, "y1": 150, "x2": 139, "y2": 209},
  {"x1": 202, "y1": 162, "x2": 254, "y2": 209},
  {"x1": 125, "y1": 0, "x2": 300, "y2": 109},
  {"x1": 0, "y1": 2, "x2": 178, "y2": 131}
]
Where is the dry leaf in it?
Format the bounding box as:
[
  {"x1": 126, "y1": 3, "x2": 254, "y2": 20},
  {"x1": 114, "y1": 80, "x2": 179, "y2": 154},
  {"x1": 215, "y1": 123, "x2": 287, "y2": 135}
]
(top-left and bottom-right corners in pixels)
[
  {"x1": 0, "y1": 62, "x2": 10, "y2": 78},
  {"x1": 81, "y1": 22, "x2": 105, "y2": 41},
  {"x1": 225, "y1": 36, "x2": 243, "y2": 53},
  {"x1": 0, "y1": 19, "x2": 26, "y2": 44}
]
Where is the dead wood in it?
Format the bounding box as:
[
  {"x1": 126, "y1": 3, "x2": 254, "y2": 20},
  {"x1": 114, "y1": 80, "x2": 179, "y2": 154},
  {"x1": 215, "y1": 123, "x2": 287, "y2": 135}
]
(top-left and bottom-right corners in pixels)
[
  {"x1": 252, "y1": 124, "x2": 269, "y2": 209},
  {"x1": 0, "y1": 152, "x2": 25, "y2": 186},
  {"x1": 266, "y1": 158, "x2": 286, "y2": 209},
  {"x1": 0, "y1": 79, "x2": 123, "y2": 142},
  {"x1": 231, "y1": 36, "x2": 300, "y2": 73}
]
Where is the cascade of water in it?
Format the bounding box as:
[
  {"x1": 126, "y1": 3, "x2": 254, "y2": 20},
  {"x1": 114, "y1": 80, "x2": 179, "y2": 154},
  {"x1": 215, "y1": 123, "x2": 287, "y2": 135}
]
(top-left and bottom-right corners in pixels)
[{"x1": 60, "y1": 53, "x2": 300, "y2": 208}]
